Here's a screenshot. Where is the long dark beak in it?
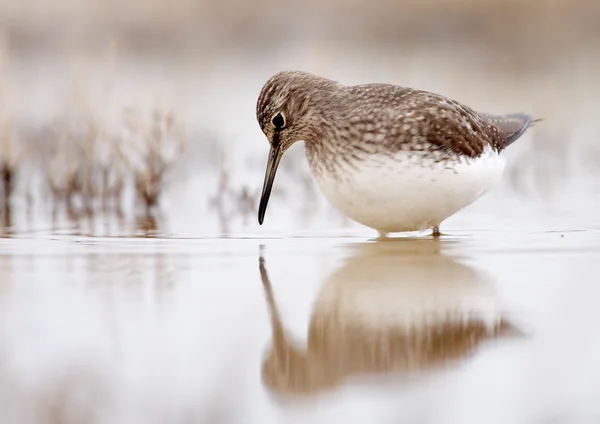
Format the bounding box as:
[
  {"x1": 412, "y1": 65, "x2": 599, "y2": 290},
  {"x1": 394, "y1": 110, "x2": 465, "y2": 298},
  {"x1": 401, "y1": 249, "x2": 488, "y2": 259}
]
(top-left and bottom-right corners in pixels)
[{"x1": 258, "y1": 145, "x2": 283, "y2": 225}]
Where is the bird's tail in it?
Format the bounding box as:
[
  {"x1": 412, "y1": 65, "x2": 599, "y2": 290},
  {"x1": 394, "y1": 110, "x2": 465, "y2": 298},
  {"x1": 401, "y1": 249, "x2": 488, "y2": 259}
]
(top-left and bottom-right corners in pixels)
[{"x1": 483, "y1": 113, "x2": 541, "y2": 147}]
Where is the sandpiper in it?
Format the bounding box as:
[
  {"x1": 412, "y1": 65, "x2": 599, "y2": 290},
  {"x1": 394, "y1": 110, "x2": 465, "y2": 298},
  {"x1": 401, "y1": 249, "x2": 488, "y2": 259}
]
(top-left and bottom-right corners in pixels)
[{"x1": 256, "y1": 71, "x2": 536, "y2": 237}]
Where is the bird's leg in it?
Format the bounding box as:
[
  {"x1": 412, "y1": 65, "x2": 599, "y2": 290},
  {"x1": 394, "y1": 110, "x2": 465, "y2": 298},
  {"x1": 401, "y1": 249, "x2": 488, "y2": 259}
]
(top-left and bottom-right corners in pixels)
[
  {"x1": 432, "y1": 226, "x2": 441, "y2": 238},
  {"x1": 377, "y1": 230, "x2": 389, "y2": 240}
]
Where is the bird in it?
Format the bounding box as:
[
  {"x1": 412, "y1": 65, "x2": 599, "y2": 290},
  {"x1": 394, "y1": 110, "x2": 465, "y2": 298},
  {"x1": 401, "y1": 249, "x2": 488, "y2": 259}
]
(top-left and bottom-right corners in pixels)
[{"x1": 255, "y1": 70, "x2": 537, "y2": 237}]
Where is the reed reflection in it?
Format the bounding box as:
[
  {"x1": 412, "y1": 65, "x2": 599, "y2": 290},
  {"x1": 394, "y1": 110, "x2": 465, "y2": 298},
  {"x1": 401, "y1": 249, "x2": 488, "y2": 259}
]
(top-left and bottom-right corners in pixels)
[{"x1": 259, "y1": 239, "x2": 519, "y2": 396}]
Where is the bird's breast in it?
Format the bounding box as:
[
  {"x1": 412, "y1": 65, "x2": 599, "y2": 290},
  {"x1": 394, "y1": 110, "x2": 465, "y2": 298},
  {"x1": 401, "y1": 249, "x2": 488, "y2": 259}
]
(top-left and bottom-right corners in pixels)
[{"x1": 305, "y1": 146, "x2": 506, "y2": 232}]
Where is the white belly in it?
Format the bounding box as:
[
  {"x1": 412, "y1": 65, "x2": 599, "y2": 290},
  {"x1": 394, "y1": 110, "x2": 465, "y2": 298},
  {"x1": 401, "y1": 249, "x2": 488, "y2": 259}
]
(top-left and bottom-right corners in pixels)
[{"x1": 309, "y1": 146, "x2": 506, "y2": 233}]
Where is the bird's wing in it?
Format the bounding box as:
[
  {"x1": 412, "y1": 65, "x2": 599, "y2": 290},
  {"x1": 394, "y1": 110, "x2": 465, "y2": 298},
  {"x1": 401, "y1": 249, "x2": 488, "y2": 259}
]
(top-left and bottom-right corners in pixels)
[{"x1": 387, "y1": 91, "x2": 504, "y2": 158}]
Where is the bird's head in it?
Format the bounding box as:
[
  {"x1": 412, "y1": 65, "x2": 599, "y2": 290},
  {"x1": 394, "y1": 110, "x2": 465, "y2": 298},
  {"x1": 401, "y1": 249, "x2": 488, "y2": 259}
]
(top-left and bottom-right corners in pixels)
[{"x1": 255, "y1": 70, "x2": 340, "y2": 225}]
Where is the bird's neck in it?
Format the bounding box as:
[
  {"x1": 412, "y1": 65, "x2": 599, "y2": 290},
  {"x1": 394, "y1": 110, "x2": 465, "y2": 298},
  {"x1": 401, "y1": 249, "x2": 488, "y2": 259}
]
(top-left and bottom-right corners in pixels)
[{"x1": 303, "y1": 123, "x2": 351, "y2": 182}]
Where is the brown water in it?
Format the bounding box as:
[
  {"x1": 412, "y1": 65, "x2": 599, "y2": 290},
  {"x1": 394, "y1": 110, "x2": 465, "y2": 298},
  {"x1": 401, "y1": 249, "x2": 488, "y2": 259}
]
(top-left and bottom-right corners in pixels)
[{"x1": 1, "y1": 226, "x2": 600, "y2": 424}]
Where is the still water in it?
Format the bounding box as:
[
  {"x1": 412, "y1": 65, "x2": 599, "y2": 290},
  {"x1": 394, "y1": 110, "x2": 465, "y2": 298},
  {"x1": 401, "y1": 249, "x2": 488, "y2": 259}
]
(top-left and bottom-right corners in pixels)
[{"x1": 1, "y1": 226, "x2": 600, "y2": 424}]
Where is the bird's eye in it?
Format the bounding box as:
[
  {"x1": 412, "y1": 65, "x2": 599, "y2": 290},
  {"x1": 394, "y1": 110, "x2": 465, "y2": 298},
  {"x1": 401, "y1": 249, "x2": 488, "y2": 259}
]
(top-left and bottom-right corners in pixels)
[{"x1": 271, "y1": 112, "x2": 285, "y2": 130}]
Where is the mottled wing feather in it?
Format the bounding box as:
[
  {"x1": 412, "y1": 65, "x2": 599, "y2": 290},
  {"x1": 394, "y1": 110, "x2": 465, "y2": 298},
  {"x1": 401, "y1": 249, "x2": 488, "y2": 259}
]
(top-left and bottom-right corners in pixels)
[
  {"x1": 336, "y1": 83, "x2": 535, "y2": 163},
  {"x1": 389, "y1": 91, "x2": 506, "y2": 158}
]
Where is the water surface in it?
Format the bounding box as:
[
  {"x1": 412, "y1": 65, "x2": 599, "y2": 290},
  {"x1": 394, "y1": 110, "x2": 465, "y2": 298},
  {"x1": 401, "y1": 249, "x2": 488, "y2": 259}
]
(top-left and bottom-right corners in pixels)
[{"x1": 1, "y1": 228, "x2": 599, "y2": 424}]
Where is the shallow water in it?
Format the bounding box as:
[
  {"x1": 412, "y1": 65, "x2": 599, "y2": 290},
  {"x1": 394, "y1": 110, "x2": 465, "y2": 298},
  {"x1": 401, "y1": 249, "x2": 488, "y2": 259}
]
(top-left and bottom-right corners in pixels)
[{"x1": 1, "y1": 226, "x2": 600, "y2": 424}]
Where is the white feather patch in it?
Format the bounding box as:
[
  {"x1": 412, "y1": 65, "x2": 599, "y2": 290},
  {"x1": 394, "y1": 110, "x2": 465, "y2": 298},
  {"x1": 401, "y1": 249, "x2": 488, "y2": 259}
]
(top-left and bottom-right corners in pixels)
[{"x1": 310, "y1": 145, "x2": 506, "y2": 233}]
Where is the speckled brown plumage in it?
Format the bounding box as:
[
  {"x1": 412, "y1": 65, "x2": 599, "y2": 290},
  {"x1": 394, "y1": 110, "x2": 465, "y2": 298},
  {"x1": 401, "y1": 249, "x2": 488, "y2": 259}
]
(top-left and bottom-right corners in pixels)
[{"x1": 256, "y1": 70, "x2": 534, "y2": 176}]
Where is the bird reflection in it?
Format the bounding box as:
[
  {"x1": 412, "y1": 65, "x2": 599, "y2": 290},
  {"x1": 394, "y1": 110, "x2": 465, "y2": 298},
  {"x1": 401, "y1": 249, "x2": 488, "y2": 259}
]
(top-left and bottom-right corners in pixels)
[{"x1": 259, "y1": 239, "x2": 519, "y2": 396}]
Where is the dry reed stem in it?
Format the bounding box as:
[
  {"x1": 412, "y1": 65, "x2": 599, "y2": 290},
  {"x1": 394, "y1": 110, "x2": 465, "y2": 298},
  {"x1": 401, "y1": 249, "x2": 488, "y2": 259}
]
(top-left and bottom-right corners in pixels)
[
  {"x1": 0, "y1": 63, "x2": 19, "y2": 228},
  {"x1": 208, "y1": 147, "x2": 233, "y2": 234},
  {"x1": 123, "y1": 105, "x2": 188, "y2": 217}
]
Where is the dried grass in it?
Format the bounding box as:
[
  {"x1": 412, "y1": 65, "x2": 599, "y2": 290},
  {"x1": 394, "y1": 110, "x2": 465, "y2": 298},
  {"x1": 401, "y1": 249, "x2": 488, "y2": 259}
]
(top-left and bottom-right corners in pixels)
[
  {"x1": 0, "y1": 40, "x2": 191, "y2": 235},
  {"x1": 208, "y1": 148, "x2": 261, "y2": 234},
  {"x1": 41, "y1": 103, "x2": 189, "y2": 232},
  {"x1": 0, "y1": 37, "x2": 20, "y2": 230},
  {"x1": 122, "y1": 105, "x2": 187, "y2": 217}
]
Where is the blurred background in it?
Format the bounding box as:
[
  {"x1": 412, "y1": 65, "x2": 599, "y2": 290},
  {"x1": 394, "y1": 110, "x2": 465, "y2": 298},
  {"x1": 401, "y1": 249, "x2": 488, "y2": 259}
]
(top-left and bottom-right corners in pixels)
[{"x1": 1, "y1": 0, "x2": 600, "y2": 237}]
